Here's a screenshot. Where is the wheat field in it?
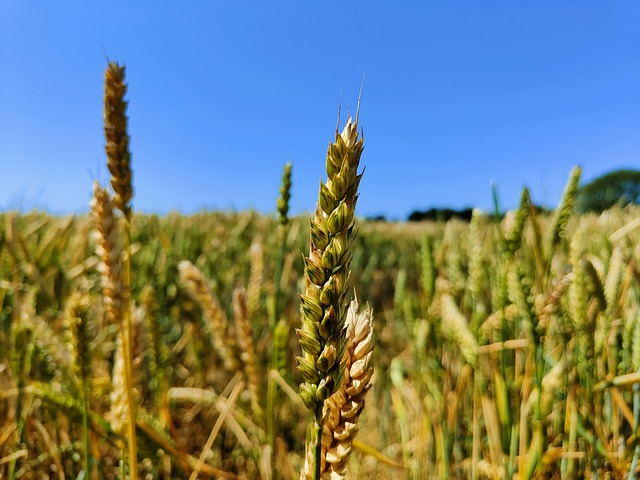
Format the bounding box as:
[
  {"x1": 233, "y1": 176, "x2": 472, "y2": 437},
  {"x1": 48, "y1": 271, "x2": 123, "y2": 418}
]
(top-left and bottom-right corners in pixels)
[{"x1": 1, "y1": 63, "x2": 640, "y2": 479}]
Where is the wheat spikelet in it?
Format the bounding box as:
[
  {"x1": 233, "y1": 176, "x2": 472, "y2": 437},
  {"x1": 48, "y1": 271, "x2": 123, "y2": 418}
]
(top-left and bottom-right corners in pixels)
[
  {"x1": 232, "y1": 286, "x2": 263, "y2": 423},
  {"x1": 301, "y1": 299, "x2": 374, "y2": 479},
  {"x1": 178, "y1": 260, "x2": 238, "y2": 371},
  {"x1": 104, "y1": 62, "x2": 133, "y2": 220},
  {"x1": 90, "y1": 182, "x2": 125, "y2": 328}
]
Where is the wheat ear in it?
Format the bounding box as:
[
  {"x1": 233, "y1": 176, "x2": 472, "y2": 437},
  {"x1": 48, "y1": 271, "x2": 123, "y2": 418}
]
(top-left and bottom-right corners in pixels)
[
  {"x1": 66, "y1": 291, "x2": 93, "y2": 476},
  {"x1": 440, "y1": 294, "x2": 478, "y2": 366},
  {"x1": 109, "y1": 331, "x2": 129, "y2": 438},
  {"x1": 104, "y1": 62, "x2": 133, "y2": 221},
  {"x1": 91, "y1": 182, "x2": 125, "y2": 328},
  {"x1": 301, "y1": 298, "x2": 374, "y2": 479},
  {"x1": 178, "y1": 260, "x2": 238, "y2": 371},
  {"x1": 232, "y1": 287, "x2": 263, "y2": 423},
  {"x1": 277, "y1": 162, "x2": 293, "y2": 226},
  {"x1": 246, "y1": 241, "x2": 264, "y2": 321},
  {"x1": 297, "y1": 114, "x2": 364, "y2": 480}
]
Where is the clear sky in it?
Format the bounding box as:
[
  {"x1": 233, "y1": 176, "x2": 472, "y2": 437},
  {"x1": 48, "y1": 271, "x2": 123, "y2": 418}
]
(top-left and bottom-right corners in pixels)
[{"x1": 1, "y1": 2, "x2": 639, "y2": 220}]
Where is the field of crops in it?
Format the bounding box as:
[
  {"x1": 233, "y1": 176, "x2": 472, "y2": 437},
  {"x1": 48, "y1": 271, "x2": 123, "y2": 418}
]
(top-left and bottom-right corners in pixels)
[{"x1": 2, "y1": 63, "x2": 640, "y2": 480}]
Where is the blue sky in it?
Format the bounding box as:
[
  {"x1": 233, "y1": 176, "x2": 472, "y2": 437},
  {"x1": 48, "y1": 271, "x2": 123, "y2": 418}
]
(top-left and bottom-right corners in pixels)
[{"x1": 1, "y1": 2, "x2": 638, "y2": 220}]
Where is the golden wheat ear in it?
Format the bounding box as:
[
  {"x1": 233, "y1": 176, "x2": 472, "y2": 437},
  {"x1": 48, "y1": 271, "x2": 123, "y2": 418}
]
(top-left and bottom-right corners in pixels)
[
  {"x1": 301, "y1": 297, "x2": 374, "y2": 479},
  {"x1": 232, "y1": 286, "x2": 263, "y2": 423},
  {"x1": 178, "y1": 260, "x2": 238, "y2": 371},
  {"x1": 90, "y1": 181, "x2": 125, "y2": 329},
  {"x1": 104, "y1": 62, "x2": 133, "y2": 221}
]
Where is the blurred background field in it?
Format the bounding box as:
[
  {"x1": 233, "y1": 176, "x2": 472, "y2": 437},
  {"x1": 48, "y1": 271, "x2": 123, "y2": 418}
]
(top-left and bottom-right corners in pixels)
[{"x1": 2, "y1": 189, "x2": 640, "y2": 477}]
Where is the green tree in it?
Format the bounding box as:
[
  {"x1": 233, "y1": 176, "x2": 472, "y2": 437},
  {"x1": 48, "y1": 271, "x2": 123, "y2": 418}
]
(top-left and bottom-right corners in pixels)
[{"x1": 576, "y1": 169, "x2": 640, "y2": 213}]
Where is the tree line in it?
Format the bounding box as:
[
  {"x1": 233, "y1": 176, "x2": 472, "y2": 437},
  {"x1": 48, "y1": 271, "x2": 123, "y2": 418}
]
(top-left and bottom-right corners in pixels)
[{"x1": 379, "y1": 169, "x2": 640, "y2": 223}]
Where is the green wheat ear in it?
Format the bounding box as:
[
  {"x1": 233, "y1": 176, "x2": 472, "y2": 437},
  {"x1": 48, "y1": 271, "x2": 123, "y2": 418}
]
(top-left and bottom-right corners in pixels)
[
  {"x1": 440, "y1": 294, "x2": 478, "y2": 366},
  {"x1": 298, "y1": 114, "x2": 364, "y2": 480},
  {"x1": 420, "y1": 234, "x2": 435, "y2": 312},
  {"x1": 504, "y1": 186, "x2": 530, "y2": 257},
  {"x1": 277, "y1": 162, "x2": 292, "y2": 226}
]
